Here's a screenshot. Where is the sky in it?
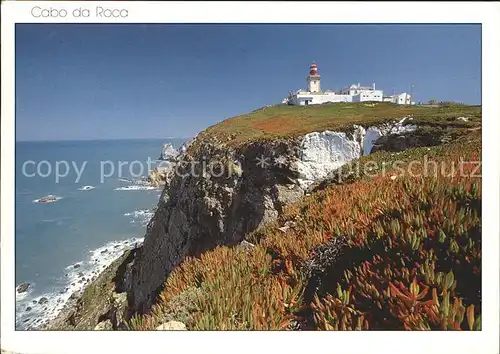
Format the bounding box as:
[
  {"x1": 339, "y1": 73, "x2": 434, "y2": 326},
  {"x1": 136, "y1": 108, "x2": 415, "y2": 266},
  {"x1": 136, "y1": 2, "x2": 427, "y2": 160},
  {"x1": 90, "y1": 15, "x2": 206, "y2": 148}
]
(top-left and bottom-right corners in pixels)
[{"x1": 15, "y1": 24, "x2": 481, "y2": 141}]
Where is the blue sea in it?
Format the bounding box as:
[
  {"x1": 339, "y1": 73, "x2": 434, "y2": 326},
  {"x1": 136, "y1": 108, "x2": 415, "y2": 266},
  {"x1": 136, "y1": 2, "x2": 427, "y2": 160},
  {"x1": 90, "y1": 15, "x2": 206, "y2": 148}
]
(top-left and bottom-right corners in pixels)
[{"x1": 15, "y1": 138, "x2": 186, "y2": 330}]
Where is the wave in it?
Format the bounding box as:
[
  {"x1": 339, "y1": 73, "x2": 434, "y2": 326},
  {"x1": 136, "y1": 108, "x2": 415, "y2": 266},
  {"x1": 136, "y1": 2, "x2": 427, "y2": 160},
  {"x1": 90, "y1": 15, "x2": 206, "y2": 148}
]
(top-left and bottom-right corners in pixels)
[
  {"x1": 124, "y1": 209, "x2": 154, "y2": 225},
  {"x1": 118, "y1": 177, "x2": 155, "y2": 186},
  {"x1": 78, "y1": 185, "x2": 96, "y2": 191},
  {"x1": 114, "y1": 185, "x2": 156, "y2": 191},
  {"x1": 15, "y1": 236, "x2": 145, "y2": 330},
  {"x1": 118, "y1": 178, "x2": 134, "y2": 183}
]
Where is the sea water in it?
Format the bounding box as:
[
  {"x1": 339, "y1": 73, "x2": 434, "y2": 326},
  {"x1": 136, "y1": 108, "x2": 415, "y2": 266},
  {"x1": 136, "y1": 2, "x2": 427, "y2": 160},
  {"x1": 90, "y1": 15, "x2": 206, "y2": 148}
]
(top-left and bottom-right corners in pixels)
[{"x1": 14, "y1": 138, "x2": 186, "y2": 330}]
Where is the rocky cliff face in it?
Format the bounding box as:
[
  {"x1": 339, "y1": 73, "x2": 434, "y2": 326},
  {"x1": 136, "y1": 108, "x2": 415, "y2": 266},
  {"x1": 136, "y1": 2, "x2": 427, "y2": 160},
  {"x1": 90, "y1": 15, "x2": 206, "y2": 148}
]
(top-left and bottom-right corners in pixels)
[
  {"x1": 123, "y1": 118, "x2": 417, "y2": 315},
  {"x1": 124, "y1": 136, "x2": 305, "y2": 313}
]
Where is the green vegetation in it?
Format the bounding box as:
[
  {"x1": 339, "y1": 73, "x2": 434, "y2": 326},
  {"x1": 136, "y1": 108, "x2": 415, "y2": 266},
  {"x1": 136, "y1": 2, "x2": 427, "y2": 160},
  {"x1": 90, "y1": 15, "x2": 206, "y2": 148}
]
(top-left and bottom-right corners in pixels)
[{"x1": 196, "y1": 102, "x2": 481, "y2": 147}]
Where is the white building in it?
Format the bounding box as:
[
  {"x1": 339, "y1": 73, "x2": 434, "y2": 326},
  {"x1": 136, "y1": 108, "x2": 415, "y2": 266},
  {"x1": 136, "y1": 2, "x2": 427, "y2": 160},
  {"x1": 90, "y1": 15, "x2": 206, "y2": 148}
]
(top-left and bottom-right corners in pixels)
[
  {"x1": 382, "y1": 92, "x2": 415, "y2": 105},
  {"x1": 282, "y1": 62, "x2": 413, "y2": 106}
]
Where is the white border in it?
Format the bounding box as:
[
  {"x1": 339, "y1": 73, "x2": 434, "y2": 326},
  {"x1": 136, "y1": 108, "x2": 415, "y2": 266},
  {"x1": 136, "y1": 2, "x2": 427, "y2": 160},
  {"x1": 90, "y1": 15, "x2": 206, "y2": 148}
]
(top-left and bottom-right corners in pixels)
[{"x1": 1, "y1": 2, "x2": 499, "y2": 354}]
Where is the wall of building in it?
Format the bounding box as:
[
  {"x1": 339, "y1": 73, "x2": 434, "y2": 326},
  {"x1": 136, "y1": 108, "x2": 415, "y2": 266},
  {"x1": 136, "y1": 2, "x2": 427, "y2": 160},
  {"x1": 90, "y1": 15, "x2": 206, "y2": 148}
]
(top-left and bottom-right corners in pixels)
[
  {"x1": 292, "y1": 95, "x2": 313, "y2": 105},
  {"x1": 307, "y1": 76, "x2": 321, "y2": 93},
  {"x1": 292, "y1": 93, "x2": 354, "y2": 105},
  {"x1": 284, "y1": 89, "x2": 411, "y2": 106},
  {"x1": 358, "y1": 89, "x2": 384, "y2": 102},
  {"x1": 314, "y1": 93, "x2": 352, "y2": 104},
  {"x1": 396, "y1": 93, "x2": 412, "y2": 105}
]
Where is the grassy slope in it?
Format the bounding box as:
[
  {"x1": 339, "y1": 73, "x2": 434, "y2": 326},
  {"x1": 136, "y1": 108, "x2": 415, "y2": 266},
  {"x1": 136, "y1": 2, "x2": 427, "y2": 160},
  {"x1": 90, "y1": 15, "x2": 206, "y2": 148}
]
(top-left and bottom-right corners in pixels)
[
  {"x1": 128, "y1": 104, "x2": 482, "y2": 331},
  {"x1": 197, "y1": 102, "x2": 481, "y2": 147}
]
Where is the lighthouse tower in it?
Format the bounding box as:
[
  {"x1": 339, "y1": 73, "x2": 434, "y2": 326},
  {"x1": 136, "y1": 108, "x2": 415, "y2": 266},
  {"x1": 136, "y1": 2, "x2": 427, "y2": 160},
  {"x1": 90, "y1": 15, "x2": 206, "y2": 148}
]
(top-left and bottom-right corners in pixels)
[{"x1": 307, "y1": 62, "x2": 321, "y2": 93}]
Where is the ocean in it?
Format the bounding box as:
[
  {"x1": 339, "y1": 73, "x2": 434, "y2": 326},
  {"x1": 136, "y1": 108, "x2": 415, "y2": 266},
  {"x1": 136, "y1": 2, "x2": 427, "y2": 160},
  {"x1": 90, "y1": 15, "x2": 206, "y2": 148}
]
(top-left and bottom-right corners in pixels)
[{"x1": 15, "y1": 138, "x2": 186, "y2": 330}]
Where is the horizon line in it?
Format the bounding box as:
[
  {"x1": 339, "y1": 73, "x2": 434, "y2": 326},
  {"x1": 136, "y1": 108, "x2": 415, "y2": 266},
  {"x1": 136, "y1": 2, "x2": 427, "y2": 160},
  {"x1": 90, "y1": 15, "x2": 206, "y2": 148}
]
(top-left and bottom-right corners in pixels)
[{"x1": 15, "y1": 136, "x2": 194, "y2": 143}]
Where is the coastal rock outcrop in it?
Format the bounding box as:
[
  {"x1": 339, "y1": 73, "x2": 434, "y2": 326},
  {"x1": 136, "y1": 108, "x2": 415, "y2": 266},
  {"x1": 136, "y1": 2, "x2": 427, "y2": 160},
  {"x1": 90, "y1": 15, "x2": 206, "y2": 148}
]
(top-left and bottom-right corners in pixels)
[
  {"x1": 124, "y1": 136, "x2": 305, "y2": 313},
  {"x1": 159, "y1": 143, "x2": 179, "y2": 161},
  {"x1": 296, "y1": 125, "x2": 366, "y2": 188},
  {"x1": 42, "y1": 117, "x2": 425, "y2": 329},
  {"x1": 123, "y1": 118, "x2": 416, "y2": 315},
  {"x1": 36, "y1": 101, "x2": 480, "y2": 332},
  {"x1": 147, "y1": 165, "x2": 175, "y2": 187}
]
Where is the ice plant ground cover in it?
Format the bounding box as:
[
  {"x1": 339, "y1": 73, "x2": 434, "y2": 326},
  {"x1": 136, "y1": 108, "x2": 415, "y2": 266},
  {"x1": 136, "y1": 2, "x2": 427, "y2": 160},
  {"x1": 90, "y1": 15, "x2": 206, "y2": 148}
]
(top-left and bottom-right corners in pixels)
[{"x1": 128, "y1": 131, "x2": 481, "y2": 330}]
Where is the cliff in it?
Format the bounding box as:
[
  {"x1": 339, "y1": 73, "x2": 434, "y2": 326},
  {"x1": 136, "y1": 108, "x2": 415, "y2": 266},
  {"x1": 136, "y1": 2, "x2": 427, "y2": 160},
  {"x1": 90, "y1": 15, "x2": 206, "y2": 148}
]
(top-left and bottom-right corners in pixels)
[
  {"x1": 47, "y1": 102, "x2": 482, "y2": 330},
  {"x1": 125, "y1": 135, "x2": 305, "y2": 313},
  {"x1": 123, "y1": 102, "x2": 481, "y2": 316}
]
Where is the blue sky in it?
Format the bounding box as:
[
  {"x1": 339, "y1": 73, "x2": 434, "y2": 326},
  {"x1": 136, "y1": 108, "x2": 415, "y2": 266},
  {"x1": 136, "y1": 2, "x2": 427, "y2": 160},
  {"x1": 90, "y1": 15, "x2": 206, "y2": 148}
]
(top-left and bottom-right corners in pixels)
[{"x1": 16, "y1": 24, "x2": 481, "y2": 141}]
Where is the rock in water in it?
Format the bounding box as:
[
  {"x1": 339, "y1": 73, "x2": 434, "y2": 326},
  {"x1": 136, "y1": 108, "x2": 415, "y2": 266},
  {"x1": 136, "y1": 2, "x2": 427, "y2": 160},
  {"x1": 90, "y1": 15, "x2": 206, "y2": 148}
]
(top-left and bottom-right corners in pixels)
[
  {"x1": 38, "y1": 297, "x2": 49, "y2": 305},
  {"x1": 17, "y1": 282, "x2": 31, "y2": 293},
  {"x1": 156, "y1": 321, "x2": 187, "y2": 331},
  {"x1": 159, "y1": 143, "x2": 179, "y2": 161}
]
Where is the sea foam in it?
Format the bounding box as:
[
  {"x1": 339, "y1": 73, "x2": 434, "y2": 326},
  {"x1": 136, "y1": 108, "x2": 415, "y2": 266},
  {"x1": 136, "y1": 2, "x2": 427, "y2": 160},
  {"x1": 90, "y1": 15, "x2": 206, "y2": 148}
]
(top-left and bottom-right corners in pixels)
[
  {"x1": 15, "y1": 236, "x2": 144, "y2": 330},
  {"x1": 124, "y1": 209, "x2": 154, "y2": 225},
  {"x1": 114, "y1": 185, "x2": 156, "y2": 191},
  {"x1": 78, "y1": 185, "x2": 96, "y2": 191}
]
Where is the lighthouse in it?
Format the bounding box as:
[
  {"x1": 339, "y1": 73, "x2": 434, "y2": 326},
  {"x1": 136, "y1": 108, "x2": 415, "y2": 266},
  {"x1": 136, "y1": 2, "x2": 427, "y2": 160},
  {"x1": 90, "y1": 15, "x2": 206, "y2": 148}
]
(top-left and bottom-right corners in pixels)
[
  {"x1": 307, "y1": 62, "x2": 321, "y2": 93},
  {"x1": 282, "y1": 61, "x2": 412, "y2": 106}
]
